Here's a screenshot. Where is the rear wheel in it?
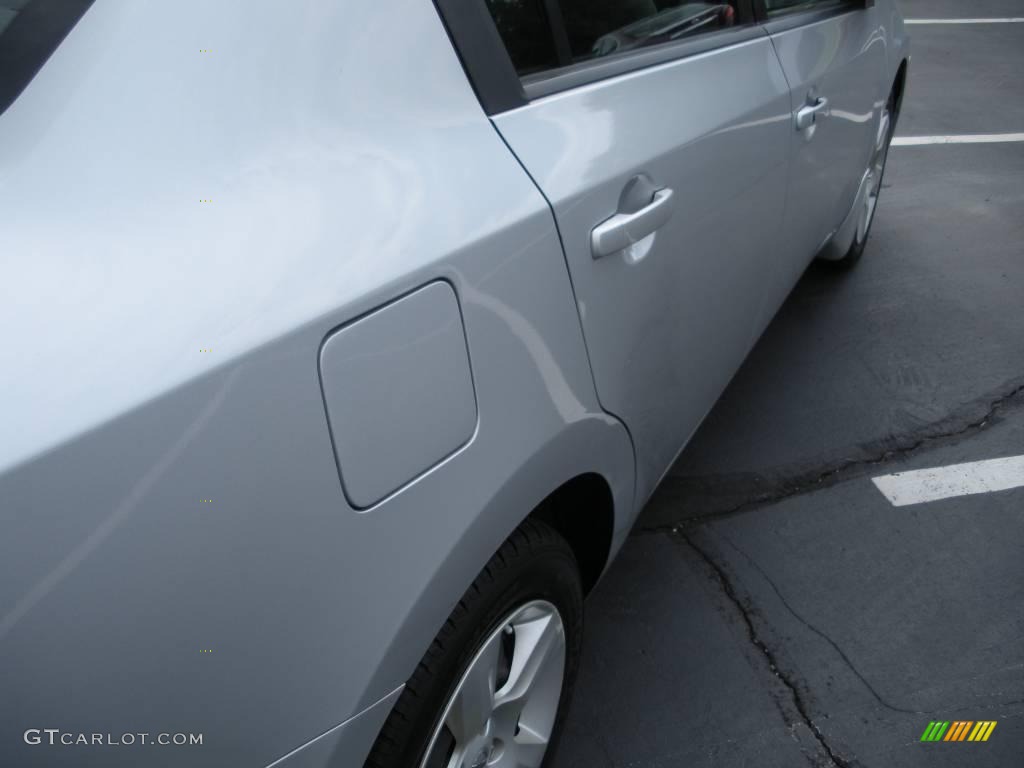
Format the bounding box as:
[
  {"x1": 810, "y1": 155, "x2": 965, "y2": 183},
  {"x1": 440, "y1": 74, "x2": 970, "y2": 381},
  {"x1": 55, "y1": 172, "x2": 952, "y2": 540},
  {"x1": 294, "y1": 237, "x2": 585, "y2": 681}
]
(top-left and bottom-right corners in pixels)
[
  {"x1": 364, "y1": 519, "x2": 583, "y2": 768},
  {"x1": 832, "y1": 85, "x2": 896, "y2": 268}
]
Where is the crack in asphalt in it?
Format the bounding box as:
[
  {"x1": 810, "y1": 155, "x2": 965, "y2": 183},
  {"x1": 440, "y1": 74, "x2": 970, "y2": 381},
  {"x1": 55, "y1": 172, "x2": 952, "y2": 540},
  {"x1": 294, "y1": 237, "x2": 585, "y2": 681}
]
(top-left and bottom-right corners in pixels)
[
  {"x1": 715, "y1": 528, "x2": 921, "y2": 716},
  {"x1": 680, "y1": 531, "x2": 856, "y2": 768},
  {"x1": 632, "y1": 381, "x2": 1024, "y2": 766},
  {"x1": 714, "y1": 533, "x2": 1024, "y2": 715},
  {"x1": 641, "y1": 378, "x2": 1024, "y2": 531}
]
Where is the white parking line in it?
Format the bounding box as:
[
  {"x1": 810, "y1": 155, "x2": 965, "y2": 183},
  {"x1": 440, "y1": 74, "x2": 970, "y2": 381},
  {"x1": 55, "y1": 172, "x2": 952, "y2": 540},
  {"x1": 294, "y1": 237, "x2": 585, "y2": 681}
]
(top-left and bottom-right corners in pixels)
[
  {"x1": 893, "y1": 133, "x2": 1024, "y2": 146},
  {"x1": 905, "y1": 18, "x2": 1024, "y2": 24},
  {"x1": 872, "y1": 456, "x2": 1024, "y2": 507}
]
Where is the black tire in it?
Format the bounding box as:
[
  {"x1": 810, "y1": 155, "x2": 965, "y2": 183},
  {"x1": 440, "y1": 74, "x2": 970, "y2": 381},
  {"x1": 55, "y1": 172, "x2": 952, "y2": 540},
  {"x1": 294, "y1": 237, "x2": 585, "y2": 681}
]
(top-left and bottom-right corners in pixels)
[
  {"x1": 831, "y1": 85, "x2": 897, "y2": 270},
  {"x1": 363, "y1": 519, "x2": 584, "y2": 768}
]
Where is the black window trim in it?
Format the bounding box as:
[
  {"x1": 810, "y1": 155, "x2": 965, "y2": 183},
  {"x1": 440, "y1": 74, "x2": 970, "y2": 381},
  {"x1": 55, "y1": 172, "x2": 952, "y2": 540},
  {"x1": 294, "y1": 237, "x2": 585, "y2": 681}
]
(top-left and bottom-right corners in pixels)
[
  {"x1": 434, "y1": 0, "x2": 869, "y2": 115},
  {"x1": 0, "y1": 0, "x2": 96, "y2": 117},
  {"x1": 433, "y1": 0, "x2": 529, "y2": 114}
]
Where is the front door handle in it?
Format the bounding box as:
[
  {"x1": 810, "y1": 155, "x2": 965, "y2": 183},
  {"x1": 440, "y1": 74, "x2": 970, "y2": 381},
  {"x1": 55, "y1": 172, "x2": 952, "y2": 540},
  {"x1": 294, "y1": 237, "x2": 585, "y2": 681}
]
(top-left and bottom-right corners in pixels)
[
  {"x1": 796, "y1": 97, "x2": 829, "y2": 131},
  {"x1": 591, "y1": 188, "x2": 675, "y2": 259}
]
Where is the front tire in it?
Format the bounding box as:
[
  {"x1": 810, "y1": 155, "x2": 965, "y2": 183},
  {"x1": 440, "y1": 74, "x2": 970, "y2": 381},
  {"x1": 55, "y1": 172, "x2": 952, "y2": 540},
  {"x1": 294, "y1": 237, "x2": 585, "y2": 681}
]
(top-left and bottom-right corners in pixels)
[{"x1": 364, "y1": 519, "x2": 584, "y2": 768}]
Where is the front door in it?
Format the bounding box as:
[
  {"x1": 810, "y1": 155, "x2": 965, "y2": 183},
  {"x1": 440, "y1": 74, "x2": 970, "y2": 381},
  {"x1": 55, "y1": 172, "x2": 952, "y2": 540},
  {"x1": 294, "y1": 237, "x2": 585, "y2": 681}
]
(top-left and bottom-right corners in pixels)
[
  {"x1": 759, "y1": 0, "x2": 888, "y2": 302},
  {"x1": 487, "y1": 1, "x2": 795, "y2": 506}
]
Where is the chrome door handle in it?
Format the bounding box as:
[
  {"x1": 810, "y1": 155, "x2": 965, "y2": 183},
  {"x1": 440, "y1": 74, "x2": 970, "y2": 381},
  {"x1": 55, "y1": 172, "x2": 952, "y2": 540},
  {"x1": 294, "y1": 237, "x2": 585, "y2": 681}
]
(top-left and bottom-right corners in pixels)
[
  {"x1": 796, "y1": 97, "x2": 829, "y2": 131},
  {"x1": 591, "y1": 188, "x2": 675, "y2": 259}
]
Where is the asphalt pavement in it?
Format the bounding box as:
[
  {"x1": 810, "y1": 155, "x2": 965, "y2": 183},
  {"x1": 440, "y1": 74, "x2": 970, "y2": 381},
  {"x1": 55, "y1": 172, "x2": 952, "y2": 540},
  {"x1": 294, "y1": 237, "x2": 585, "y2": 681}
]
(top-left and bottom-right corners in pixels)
[{"x1": 555, "y1": 2, "x2": 1024, "y2": 766}]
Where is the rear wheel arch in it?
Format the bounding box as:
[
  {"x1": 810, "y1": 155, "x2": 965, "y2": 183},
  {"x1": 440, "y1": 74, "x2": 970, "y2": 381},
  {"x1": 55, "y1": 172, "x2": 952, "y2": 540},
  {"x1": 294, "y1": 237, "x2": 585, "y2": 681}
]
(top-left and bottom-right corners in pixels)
[
  {"x1": 527, "y1": 472, "x2": 616, "y2": 596},
  {"x1": 363, "y1": 517, "x2": 584, "y2": 768}
]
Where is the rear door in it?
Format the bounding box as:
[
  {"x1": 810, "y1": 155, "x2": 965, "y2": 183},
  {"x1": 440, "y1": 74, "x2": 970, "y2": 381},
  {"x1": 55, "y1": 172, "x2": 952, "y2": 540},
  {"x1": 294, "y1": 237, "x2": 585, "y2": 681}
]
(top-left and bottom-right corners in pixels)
[
  {"x1": 449, "y1": 0, "x2": 795, "y2": 506},
  {"x1": 757, "y1": 0, "x2": 887, "y2": 301}
]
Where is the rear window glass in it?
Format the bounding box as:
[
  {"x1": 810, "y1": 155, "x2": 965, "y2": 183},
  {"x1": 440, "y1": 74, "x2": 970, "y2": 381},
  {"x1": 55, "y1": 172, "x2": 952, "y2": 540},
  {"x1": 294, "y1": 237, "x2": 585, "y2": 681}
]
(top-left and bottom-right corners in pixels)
[
  {"x1": 484, "y1": 0, "x2": 560, "y2": 76},
  {"x1": 0, "y1": 0, "x2": 94, "y2": 115}
]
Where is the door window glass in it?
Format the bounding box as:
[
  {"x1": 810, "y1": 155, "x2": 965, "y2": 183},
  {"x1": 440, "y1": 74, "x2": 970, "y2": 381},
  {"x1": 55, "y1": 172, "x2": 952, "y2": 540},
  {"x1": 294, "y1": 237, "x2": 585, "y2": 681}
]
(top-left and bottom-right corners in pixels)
[
  {"x1": 484, "y1": 0, "x2": 741, "y2": 77},
  {"x1": 763, "y1": 0, "x2": 848, "y2": 15},
  {"x1": 558, "y1": 1, "x2": 739, "y2": 62}
]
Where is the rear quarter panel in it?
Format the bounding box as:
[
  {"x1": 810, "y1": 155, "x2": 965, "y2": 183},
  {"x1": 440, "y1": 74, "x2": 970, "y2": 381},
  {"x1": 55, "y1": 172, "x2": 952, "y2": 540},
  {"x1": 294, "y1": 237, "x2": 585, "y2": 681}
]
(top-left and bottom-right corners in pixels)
[{"x1": 0, "y1": 1, "x2": 633, "y2": 765}]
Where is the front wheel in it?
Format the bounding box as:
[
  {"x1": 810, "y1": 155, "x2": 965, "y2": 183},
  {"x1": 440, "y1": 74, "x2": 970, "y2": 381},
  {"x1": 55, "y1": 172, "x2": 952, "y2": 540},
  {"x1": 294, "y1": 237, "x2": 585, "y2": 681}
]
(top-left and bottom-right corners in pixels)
[
  {"x1": 364, "y1": 519, "x2": 584, "y2": 768},
  {"x1": 832, "y1": 85, "x2": 896, "y2": 268}
]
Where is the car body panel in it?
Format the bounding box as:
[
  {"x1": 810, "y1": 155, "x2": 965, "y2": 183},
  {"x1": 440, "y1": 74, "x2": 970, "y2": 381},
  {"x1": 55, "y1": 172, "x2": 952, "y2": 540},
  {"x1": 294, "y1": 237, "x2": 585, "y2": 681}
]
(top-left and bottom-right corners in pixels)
[
  {"x1": 760, "y1": 3, "x2": 893, "y2": 305},
  {"x1": 267, "y1": 686, "x2": 403, "y2": 768},
  {"x1": 0, "y1": 0, "x2": 909, "y2": 766},
  {"x1": 0, "y1": 1, "x2": 633, "y2": 766},
  {"x1": 492, "y1": 31, "x2": 793, "y2": 508}
]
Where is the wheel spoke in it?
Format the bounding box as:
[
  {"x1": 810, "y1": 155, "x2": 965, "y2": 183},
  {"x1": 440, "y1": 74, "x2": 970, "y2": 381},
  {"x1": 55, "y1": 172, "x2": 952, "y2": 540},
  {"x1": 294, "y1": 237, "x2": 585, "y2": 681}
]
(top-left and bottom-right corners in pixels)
[
  {"x1": 444, "y1": 631, "x2": 502, "y2": 744},
  {"x1": 511, "y1": 724, "x2": 549, "y2": 768},
  {"x1": 874, "y1": 111, "x2": 891, "y2": 179},
  {"x1": 876, "y1": 109, "x2": 891, "y2": 154},
  {"x1": 443, "y1": 745, "x2": 464, "y2": 768},
  {"x1": 494, "y1": 611, "x2": 564, "y2": 714}
]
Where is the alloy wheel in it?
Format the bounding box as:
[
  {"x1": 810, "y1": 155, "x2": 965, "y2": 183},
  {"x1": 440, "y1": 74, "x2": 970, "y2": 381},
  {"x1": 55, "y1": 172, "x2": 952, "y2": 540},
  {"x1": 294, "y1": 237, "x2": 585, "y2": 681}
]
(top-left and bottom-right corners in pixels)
[
  {"x1": 420, "y1": 600, "x2": 567, "y2": 768},
  {"x1": 857, "y1": 98, "x2": 893, "y2": 244}
]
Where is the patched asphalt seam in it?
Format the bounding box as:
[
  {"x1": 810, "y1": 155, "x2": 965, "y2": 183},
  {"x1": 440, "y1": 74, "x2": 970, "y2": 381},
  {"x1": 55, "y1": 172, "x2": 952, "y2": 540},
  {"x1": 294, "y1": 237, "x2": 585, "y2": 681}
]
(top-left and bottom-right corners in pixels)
[
  {"x1": 640, "y1": 378, "x2": 1024, "y2": 531},
  {"x1": 679, "y1": 531, "x2": 857, "y2": 768}
]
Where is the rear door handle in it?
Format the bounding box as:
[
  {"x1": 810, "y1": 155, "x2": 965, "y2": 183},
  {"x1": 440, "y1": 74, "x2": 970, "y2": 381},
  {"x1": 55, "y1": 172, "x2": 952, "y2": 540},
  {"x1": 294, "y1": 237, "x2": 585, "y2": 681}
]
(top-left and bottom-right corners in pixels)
[
  {"x1": 796, "y1": 97, "x2": 829, "y2": 131},
  {"x1": 591, "y1": 188, "x2": 675, "y2": 259}
]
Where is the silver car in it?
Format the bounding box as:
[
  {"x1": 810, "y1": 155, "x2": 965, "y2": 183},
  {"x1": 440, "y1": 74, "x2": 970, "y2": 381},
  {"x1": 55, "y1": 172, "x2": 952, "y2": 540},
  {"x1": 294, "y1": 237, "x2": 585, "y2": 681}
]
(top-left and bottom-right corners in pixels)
[{"x1": 0, "y1": 0, "x2": 908, "y2": 766}]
